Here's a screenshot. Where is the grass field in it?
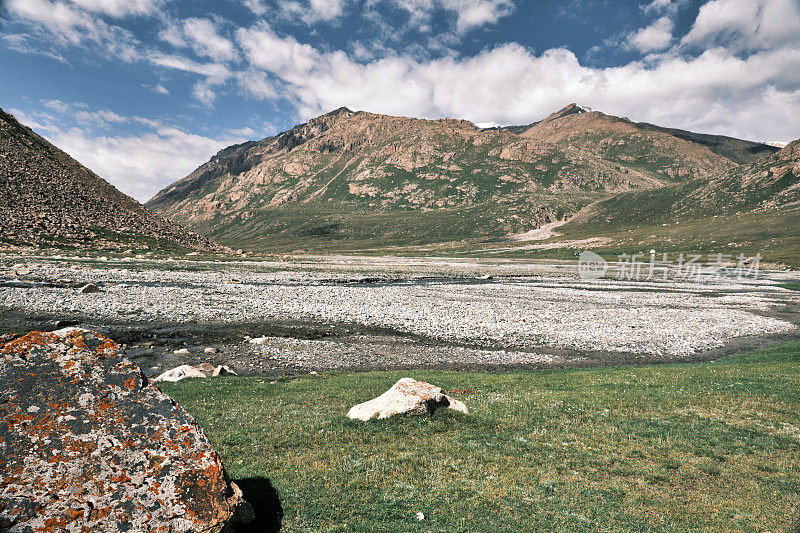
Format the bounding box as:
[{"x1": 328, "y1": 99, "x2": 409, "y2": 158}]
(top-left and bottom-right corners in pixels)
[{"x1": 160, "y1": 341, "x2": 800, "y2": 532}]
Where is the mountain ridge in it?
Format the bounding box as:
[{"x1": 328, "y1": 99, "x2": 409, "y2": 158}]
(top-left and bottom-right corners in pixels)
[{"x1": 145, "y1": 104, "x2": 783, "y2": 253}]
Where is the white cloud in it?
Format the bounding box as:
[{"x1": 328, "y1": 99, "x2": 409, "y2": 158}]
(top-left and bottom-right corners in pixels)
[
  {"x1": 627, "y1": 16, "x2": 674, "y2": 52},
  {"x1": 6, "y1": 0, "x2": 141, "y2": 60},
  {"x1": 443, "y1": 0, "x2": 514, "y2": 33},
  {"x1": 245, "y1": 0, "x2": 345, "y2": 24},
  {"x1": 161, "y1": 17, "x2": 238, "y2": 62},
  {"x1": 149, "y1": 52, "x2": 233, "y2": 105},
  {"x1": 681, "y1": 0, "x2": 800, "y2": 52},
  {"x1": 68, "y1": 0, "x2": 164, "y2": 18},
  {"x1": 642, "y1": 0, "x2": 687, "y2": 16},
  {"x1": 243, "y1": 0, "x2": 268, "y2": 16},
  {"x1": 234, "y1": 22, "x2": 800, "y2": 142},
  {"x1": 384, "y1": 0, "x2": 514, "y2": 33},
  {"x1": 48, "y1": 126, "x2": 240, "y2": 201},
  {"x1": 154, "y1": 83, "x2": 169, "y2": 95},
  {"x1": 12, "y1": 103, "x2": 245, "y2": 202}
]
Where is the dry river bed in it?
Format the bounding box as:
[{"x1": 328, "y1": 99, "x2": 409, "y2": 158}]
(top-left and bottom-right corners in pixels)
[{"x1": 1, "y1": 253, "x2": 799, "y2": 378}]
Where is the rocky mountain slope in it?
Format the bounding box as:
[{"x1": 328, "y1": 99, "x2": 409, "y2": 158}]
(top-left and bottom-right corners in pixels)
[
  {"x1": 0, "y1": 108, "x2": 220, "y2": 251},
  {"x1": 147, "y1": 105, "x2": 778, "y2": 252},
  {"x1": 568, "y1": 136, "x2": 800, "y2": 229},
  {"x1": 515, "y1": 104, "x2": 775, "y2": 174}
]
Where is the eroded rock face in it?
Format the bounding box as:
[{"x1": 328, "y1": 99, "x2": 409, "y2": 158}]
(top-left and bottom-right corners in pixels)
[
  {"x1": 0, "y1": 328, "x2": 250, "y2": 532},
  {"x1": 347, "y1": 378, "x2": 468, "y2": 421}
]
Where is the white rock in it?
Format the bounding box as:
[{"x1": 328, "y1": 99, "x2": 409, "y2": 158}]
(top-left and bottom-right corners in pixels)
[
  {"x1": 248, "y1": 336, "x2": 270, "y2": 345},
  {"x1": 153, "y1": 365, "x2": 207, "y2": 383},
  {"x1": 212, "y1": 365, "x2": 236, "y2": 377},
  {"x1": 416, "y1": 512, "x2": 425, "y2": 521},
  {"x1": 173, "y1": 348, "x2": 190, "y2": 355},
  {"x1": 346, "y1": 378, "x2": 469, "y2": 421},
  {"x1": 204, "y1": 347, "x2": 218, "y2": 354}
]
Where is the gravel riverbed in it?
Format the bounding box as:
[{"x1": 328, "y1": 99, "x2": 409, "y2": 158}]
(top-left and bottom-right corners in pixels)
[{"x1": 2, "y1": 253, "x2": 799, "y2": 376}]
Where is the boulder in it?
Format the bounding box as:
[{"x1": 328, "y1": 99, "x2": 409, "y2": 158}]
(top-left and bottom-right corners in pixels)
[
  {"x1": 347, "y1": 378, "x2": 469, "y2": 421},
  {"x1": 212, "y1": 365, "x2": 236, "y2": 377},
  {"x1": 78, "y1": 283, "x2": 100, "y2": 293},
  {"x1": 153, "y1": 363, "x2": 238, "y2": 383},
  {"x1": 248, "y1": 336, "x2": 270, "y2": 345},
  {"x1": 0, "y1": 328, "x2": 251, "y2": 532},
  {"x1": 153, "y1": 364, "x2": 208, "y2": 383}
]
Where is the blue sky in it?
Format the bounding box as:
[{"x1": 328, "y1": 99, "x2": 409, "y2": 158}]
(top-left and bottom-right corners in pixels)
[{"x1": 2, "y1": 0, "x2": 799, "y2": 201}]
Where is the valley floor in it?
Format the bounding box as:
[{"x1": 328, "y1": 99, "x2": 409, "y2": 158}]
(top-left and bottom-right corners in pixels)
[
  {"x1": 1, "y1": 253, "x2": 799, "y2": 378},
  {"x1": 3, "y1": 252, "x2": 800, "y2": 531}
]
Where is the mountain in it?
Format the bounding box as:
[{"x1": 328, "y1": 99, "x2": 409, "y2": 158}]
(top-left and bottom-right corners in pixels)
[
  {"x1": 515, "y1": 104, "x2": 775, "y2": 172},
  {"x1": 0, "y1": 108, "x2": 220, "y2": 252},
  {"x1": 550, "y1": 137, "x2": 800, "y2": 265},
  {"x1": 146, "y1": 104, "x2": 778, "y2": 252},
  {"x1": 568, "y1": 137, "x2": 800, "y2": 227}
]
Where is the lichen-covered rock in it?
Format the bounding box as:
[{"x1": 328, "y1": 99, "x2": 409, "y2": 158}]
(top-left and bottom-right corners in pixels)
[
  {"x1": 0, "y1": 328, "x2": 250, "y2": 532},
  {"x1": 347, "y1": 378, "x2": 469, "y2": 421}
]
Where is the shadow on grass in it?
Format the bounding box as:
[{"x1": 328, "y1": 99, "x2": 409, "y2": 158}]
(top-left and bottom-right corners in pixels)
[{"x1": 235, "y1": 477, "x2": 283, "y2": 532}]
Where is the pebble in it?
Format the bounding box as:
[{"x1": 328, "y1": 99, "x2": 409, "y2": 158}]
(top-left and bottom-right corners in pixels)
[{"x1": 0, "y1": 256, "x2": 796, "y2": 359}]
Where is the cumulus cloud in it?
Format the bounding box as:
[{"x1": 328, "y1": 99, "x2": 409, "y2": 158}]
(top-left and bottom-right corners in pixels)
[
  {"x1": 5, "y1": 0, "x2": 800, "y2": 151},
  {"x1": 681, "y1": 0, "x2": 800, "y2": 52},
  {"x1": 233, "y1": 22, "x2": 800, "y2": 142},
  {"x1": 160, "y1": 17, "x2": 238, "y2": 62},
  {"x1": 11, "y1": 102, "x2": 244, "y2": 202},
  {"x1": 6, "y1": 0, "x2": 141, "y2": 60},
  {"x1": 627, "y1": 16, "x2": 674, "y2": 52}
]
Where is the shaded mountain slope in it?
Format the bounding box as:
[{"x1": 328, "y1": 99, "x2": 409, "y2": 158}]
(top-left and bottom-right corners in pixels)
[{"x1": 0, "y1": 108, "x2": 220, "y2": 251}]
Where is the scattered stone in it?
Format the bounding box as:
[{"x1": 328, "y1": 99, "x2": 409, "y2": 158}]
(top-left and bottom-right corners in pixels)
[
  {"x1": 173, "y1": 347, "x2": 190, "y2": 355},
  {"x1": 347, "y1": 378, "x2": 469, "y2": 421},
  {"x1": 416, "y1": 512, "x2": 425, "y2": 521},
  {"x1": 1, "y1": 280, "x2": 34, "y2": 288},
  {"x1": 78, "y1": 282, "x2": 100, "y2": 294},
  {"x1": 0, "y1": 328, "x2": 251, "y2": 531},
  {"x1": 249, "y1": 336, "x2": 270, "y2": 345},
  {"x1": 14, "y1": 267, "x2": 30, "y2": 276},
  {"x1": 205, "y1": 346, "x2": 219, "y2": 354}
]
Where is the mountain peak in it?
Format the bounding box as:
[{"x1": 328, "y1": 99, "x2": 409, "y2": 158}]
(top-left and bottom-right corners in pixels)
[
  {"x1": 547, "y1": 103, "x2": 593, "y2": 120},
  {"x1": 325, "y1": 106, "x2": 355, "y2": 117}
]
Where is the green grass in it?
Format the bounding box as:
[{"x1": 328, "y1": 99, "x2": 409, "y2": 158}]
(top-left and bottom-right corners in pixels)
[
  {"x1": 160, "y1": 341, "x2": 800, "y2": 532},
  {"x1": 779, "y1": 283, "x2": 800, "y2": 291}
]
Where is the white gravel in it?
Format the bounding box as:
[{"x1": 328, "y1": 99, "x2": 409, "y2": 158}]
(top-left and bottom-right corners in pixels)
[{"x1": 1, "y1": 255, "x2": 798, "y2": 357}]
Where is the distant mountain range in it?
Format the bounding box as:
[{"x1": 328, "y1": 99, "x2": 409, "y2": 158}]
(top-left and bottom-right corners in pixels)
[
  {"x1": 0, "y1": 108, "x2": 220, "y2": 252},
  {"x1": 146, "y1": 103, "x2": 786, "y2": 254}
]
